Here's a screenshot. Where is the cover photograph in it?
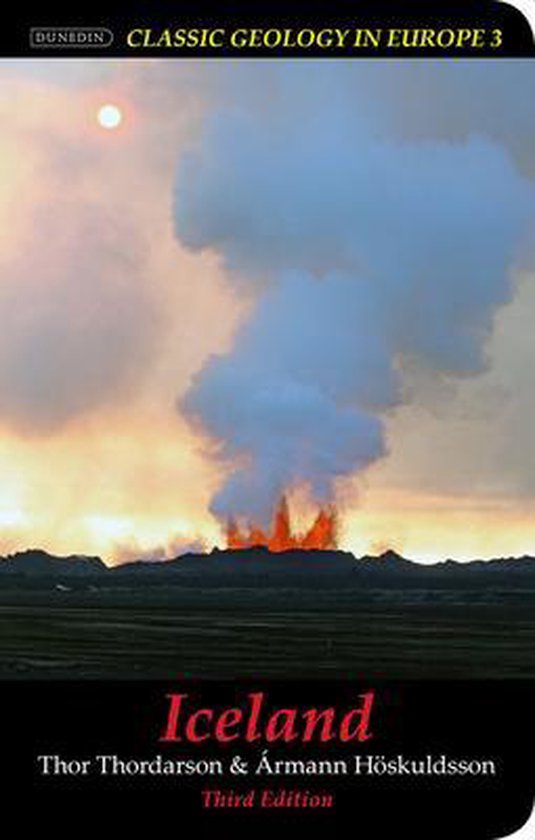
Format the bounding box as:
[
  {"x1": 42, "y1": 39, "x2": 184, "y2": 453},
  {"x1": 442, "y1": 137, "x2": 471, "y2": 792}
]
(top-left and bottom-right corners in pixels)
[{"x1": 0, "y1": 2, "x2": 534, "y2": 836}]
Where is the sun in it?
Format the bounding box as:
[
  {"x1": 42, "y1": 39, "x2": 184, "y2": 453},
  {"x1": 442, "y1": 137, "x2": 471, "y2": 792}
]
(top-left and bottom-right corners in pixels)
[{"x1": 97, "y1": 103, "x2": 123, "y2": 130}]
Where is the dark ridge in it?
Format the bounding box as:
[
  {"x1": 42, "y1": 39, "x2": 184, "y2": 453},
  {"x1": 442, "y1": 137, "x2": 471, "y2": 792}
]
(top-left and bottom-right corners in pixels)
[
  {"x1": 0, "y1": 549, "x2": 107, "y2": 577},
  {"x1": 107, "y1": 547, "x2": 535, "y2": 590},
  {"x1": 1, "y1": 546, "x2": 535, "y2": 589}
]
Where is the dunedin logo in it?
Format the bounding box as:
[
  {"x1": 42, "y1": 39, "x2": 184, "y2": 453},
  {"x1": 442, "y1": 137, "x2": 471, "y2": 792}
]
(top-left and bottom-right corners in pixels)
[{"x1": 29, "y1": 27, "x2": 114, "y2": 48}]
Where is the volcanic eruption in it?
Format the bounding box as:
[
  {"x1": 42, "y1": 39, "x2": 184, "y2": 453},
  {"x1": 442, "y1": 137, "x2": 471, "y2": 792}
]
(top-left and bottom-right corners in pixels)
[
  {"x1": 226, "y1": 496, "x2": 337, "y2": 552},
  {"x1": 174, "y1": 64, "x2": 535, "y2": 540}
]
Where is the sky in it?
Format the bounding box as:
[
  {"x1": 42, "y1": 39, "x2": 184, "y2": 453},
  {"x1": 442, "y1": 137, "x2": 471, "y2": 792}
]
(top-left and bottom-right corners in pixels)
[{"x1": 0, "y1": 58, "x2": 534, "y2": 564}]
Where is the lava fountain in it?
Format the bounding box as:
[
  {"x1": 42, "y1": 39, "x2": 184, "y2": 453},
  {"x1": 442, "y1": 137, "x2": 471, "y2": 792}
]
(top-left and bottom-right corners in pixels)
[{"x1": 226, "y1": 496, "x2": 337, "y2": 552}]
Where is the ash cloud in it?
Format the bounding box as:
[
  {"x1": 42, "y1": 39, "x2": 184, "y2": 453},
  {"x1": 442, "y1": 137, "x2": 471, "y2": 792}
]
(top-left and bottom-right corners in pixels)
[
  {"x1": 0, "y1": 71, "x2": 168, "y2": 434},
  {"x1": 174, "y1": 62, "x2": 535, "y2": 523},
  {"x1": 112, "y1": 534, "x2": 206, "y2": 564},
  {"x1": 0, "y1": 206, "x2": 157, "y2": 432}
]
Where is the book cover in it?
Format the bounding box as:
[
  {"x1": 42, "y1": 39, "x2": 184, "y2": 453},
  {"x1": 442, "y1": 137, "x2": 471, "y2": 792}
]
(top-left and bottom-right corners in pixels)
[{"x1": 0, "y1": 2, "x2": 534, "y2": 836}]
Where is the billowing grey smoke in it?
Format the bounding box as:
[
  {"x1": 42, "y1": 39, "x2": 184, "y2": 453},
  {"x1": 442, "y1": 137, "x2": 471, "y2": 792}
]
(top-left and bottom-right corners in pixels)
[{"x1": 174, "y1": 63, "x2": 535, "y2": 524}]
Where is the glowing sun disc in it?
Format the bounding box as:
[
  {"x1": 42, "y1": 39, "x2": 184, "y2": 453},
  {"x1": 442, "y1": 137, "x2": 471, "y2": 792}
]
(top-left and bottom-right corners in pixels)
[{"x1": 97, "y1": 104, "x2": 123, "y2": 130}]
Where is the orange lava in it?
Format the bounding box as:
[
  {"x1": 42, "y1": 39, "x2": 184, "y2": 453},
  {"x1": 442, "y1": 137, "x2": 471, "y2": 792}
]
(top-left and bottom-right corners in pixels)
[{"x1": 226, "y1": 496, "x2": 337, "y2": 552}]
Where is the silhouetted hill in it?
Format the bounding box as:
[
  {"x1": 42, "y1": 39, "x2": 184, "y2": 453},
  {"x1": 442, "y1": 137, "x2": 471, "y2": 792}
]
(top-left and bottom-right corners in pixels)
[
  {"x1": 0, "y1": 549, "x2": 106, "y2": 577},
  {"x1": 360, "y1": 549, "x2": 417, "y2": 570},
  {"x1": 110, "y1": 546, "x2": 535, "y2": 589},
  {"x1": 1, "y1": 546, "x2": 535, "y2": 589},
  {"x1": 112, "y1": 546, "x2": 357, "y2": 584}
]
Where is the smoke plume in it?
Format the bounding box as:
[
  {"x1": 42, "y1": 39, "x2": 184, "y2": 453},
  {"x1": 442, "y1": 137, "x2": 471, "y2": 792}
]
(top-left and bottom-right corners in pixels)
[{"x1": 174, "y1": 63, "x2": 535, "y2": 524}]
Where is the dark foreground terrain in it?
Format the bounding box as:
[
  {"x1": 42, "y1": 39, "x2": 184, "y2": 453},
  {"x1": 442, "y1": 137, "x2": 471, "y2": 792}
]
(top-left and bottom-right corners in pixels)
[
  {"x1": 1, "y1": 588, "x2": 535, "y2": 679},
  {"x1": 1, "y1": 546, "x2": 535, "y2": 679}
]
